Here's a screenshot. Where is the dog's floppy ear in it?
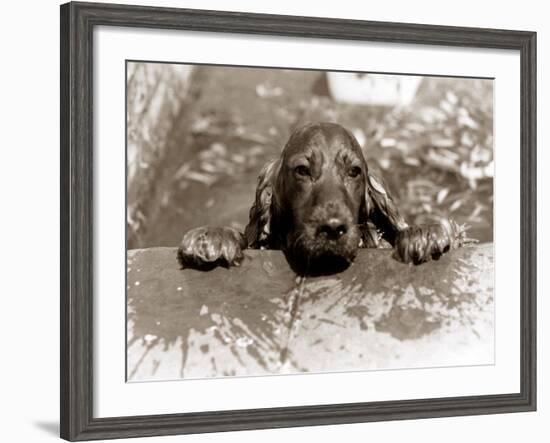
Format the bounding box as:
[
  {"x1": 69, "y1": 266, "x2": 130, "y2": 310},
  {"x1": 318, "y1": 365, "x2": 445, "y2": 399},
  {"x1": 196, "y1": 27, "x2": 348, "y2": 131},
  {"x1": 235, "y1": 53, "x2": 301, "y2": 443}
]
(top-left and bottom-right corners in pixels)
[
  {"x1": 244, "y1": 159, "x2": 279, "y2": 248},
  {"x1": 363, "y1": 171, "x2": 409, "y2": 246}
]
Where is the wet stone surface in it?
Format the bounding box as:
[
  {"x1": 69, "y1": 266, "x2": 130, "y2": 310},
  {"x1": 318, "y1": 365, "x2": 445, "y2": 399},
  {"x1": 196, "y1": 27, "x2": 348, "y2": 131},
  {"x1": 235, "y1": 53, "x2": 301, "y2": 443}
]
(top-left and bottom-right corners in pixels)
[{"x1": 127, "y1": 244, "x2": 494, "y2": 381}]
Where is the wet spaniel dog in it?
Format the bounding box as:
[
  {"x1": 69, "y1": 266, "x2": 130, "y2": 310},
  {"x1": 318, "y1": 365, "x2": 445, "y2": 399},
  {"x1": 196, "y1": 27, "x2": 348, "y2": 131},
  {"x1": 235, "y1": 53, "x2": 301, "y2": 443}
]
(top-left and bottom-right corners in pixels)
[{"x1": 178, "y1": 122, "x2": 465, "y2": 274}]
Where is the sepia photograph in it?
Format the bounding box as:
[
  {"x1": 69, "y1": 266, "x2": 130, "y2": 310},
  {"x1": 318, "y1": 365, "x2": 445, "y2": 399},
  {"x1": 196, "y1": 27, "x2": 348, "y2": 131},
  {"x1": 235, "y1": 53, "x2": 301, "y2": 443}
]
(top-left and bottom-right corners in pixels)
[{"x1": 126, "y1": 61, "x2": 495, "y2": 382}]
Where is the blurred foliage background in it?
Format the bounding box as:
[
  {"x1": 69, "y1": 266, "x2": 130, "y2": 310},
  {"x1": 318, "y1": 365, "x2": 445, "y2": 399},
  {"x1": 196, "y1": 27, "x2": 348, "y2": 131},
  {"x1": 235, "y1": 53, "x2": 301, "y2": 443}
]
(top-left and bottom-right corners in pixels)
[{"x1": 127, "y1": 64, "x2": 493, "y2": 250}]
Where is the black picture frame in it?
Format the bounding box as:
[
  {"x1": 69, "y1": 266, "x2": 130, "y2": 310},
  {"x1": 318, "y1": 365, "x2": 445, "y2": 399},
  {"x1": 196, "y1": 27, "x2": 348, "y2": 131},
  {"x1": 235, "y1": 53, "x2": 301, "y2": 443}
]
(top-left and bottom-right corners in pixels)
[{"x1": 60, "y1": 1, "x2": 537, "y2": 441}]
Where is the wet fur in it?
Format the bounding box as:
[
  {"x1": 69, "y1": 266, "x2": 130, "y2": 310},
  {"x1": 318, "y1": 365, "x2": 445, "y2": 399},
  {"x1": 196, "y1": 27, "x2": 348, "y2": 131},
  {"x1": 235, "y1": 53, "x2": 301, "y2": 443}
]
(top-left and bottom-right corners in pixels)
[{"x1": 178, "y1": 122, "x2": 456, "y2": 274}]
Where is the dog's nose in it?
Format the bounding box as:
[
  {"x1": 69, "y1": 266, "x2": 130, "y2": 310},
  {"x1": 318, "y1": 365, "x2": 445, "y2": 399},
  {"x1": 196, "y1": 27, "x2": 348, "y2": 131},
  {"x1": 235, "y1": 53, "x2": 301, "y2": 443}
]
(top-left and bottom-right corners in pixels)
[{"x1": 317, "y1": 218, "x2": 348, "y2": 240}]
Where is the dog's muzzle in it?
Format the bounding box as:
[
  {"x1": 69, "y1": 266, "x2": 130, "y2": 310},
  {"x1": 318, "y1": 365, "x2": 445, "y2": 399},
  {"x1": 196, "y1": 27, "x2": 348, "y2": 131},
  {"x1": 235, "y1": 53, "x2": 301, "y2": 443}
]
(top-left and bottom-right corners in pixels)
[{"x1": 286, "y1": 204, "x2": 361, "y2": 274}]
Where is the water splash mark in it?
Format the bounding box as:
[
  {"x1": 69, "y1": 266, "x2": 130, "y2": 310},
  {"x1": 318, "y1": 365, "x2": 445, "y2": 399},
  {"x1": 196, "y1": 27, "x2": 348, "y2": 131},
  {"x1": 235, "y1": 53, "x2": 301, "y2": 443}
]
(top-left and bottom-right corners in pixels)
[
  {"x1": 279, "y1": 276, "x2": 307, "y2": 366},
  {"x1": 128, "y1": 336, "x2": 161, "y2": 380}
]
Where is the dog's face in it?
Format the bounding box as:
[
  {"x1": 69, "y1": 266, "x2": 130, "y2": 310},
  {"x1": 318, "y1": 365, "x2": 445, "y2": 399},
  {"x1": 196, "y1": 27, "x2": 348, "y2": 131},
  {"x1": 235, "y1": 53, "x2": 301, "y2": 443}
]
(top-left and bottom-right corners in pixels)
[
  {"x1": 182, "y1": 121, "x2": 452, "y2": 271},
  {"x1": 272, "y1": 123, "x2": 368, "y2": 271}
]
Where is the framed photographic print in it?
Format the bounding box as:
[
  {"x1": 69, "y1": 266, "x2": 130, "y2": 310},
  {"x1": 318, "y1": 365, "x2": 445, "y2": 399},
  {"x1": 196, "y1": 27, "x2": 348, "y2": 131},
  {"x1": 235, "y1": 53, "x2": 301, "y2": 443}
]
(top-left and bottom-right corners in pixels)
[{"x1": 60, "y1": 1, "x2": 536, "y2": 441}]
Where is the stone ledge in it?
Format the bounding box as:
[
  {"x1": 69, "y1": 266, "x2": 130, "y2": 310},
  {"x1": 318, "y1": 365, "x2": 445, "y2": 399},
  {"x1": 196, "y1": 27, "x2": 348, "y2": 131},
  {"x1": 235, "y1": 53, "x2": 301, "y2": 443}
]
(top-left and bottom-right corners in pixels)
[{"x1": 127, "y1": 244, "x2": 494, "y2": 381}]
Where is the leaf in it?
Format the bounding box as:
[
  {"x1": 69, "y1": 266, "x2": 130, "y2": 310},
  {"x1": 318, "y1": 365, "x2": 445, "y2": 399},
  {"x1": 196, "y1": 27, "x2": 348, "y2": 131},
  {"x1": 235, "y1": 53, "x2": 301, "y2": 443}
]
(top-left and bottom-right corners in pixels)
[
  {"x1": 173, "y1": 162, "x2": 191, "y2": 180},
  {"x1": 403, "y1": 157, "x2": 420, "y2": 167},
  {"x1": 446, "y1": 91, "x2": 458, "y2": 105},
  {"x1": 380, "y1": 138, "x2": 396, "y2": 148},
  {"x1": 436, "y1": 188, "x2": 450, "y2": 204},
  {"x1": 181, "y1": 171, "x2": 218, "y2": 186},
  {"x1": 377, "y1": 158, "x2": 391, "y2": 170},
  {"x1": 431, "y1": 137, "x2": 455, "y2": 148},
  {"x1": 449, "y1": 200, "x2": 463, "y2": 212}
]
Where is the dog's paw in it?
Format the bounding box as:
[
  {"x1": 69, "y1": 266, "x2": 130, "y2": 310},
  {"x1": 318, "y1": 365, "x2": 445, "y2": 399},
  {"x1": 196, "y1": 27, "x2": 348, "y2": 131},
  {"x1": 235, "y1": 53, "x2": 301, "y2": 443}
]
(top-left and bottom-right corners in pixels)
[
  {"x1": 177, "y1": 227, "x2": 246, "y2": 269},
  {"x1": 394, "y1": 221, "x2": 459, "y2": 265}
]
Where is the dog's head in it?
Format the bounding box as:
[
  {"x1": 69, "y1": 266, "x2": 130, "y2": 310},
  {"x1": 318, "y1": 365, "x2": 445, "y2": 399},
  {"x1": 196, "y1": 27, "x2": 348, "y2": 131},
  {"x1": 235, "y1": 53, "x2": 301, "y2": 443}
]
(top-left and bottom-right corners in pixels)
[{"x1": 246, "y1": 122, "x2": 390, "y2": 274}]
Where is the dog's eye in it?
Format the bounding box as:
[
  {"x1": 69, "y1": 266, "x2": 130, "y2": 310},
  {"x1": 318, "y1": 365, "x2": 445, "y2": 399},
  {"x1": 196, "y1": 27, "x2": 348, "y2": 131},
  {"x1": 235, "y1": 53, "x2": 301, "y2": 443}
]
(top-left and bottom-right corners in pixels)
[
  {"x1": 294, "y1": 165, "x2": 311, "y2": 177},
  {"x1": 348, "y1": 166, "x2": 362, "y2": 178}
]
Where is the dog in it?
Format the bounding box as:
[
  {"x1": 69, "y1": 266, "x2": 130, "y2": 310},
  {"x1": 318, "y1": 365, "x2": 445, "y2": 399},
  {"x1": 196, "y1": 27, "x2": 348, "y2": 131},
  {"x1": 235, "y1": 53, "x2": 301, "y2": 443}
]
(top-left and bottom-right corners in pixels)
[{"x1": 177, "y1": 122, "x2": 462, "y2": 274}]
